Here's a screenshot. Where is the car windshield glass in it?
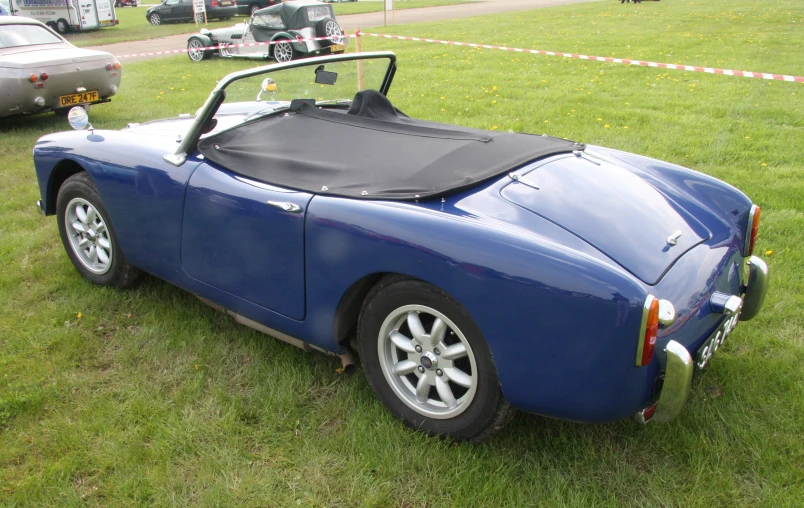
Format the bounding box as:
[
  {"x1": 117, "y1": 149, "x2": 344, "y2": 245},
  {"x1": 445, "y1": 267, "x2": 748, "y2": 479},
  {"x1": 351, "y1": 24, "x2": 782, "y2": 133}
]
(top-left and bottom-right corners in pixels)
[
  {"x1": 305, "y1": 5, "x2": 332, "y2": 23},
  {"x1": 218, "y1": 56, "x2": 393, "y2": 121},
  {"x1": 0, "y1": 24, "x2": 62, "y2": 48},
  {"x1": 252, "y1": 12, "x2": 283, "y2": 28}
]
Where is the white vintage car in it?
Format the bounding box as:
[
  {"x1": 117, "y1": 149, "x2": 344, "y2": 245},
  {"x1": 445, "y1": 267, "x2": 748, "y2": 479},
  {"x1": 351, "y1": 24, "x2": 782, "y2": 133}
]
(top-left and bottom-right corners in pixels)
[{"x1": 186, "y1": 0, "x2": 346, "y2": 63}]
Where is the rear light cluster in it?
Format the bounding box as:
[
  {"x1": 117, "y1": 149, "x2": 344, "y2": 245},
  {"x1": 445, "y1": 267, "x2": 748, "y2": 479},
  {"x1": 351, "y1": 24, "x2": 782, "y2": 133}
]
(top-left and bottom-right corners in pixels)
[
  {"x1": 211, "y1": 0, "x2": 217, "y2": 5},
  {"x1": 106, "y1": 62, "x2": 122, "y2": 71},
  {"x1": 744, "y1": 204, "x2": 761, "y2": 256},
  {"x1": 28, "y1": 72, "x2": 49, "y2": 82},
  {"x1": 635, "y1": 295, "x2": 660, "y2": 367}
]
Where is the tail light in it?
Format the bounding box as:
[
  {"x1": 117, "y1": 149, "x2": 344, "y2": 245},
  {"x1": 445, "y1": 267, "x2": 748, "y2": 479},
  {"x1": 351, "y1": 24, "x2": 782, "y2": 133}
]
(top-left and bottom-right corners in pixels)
[
  {"x1": 744, "y1": 205, "x2": 761, "y2": 256},
  {"x1": 106, "y1": 63, "x2": 113, "y2": 71},
  {"x1": 40, "y1": 72, "x2": 49, "y2": 81},
  {"x1": 29, "y1": 74, "x2": 38, "y2": 82},
  {"x1": 114, "y1": 62, "x2": 121, "y2": 70},
  {"x1": 635, "y1": 295, "x2": 660, "y2": 367},
  {"x1": 211, "y1": 0, "x2": 218, "y2": 5},
  {"x1": 296, "y1": 34, "x2": 304, "y2": 43}
]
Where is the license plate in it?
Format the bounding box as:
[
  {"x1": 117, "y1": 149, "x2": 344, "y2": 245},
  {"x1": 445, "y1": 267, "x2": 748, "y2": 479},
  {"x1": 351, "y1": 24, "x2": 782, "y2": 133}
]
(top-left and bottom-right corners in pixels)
[
  {"x1": 330, "y1": 44, "x2": 346, "y2": 52},
  {"x1": 100, "y1": 20, "x2": 115, "y2": 25},
  {"x1": 696, "y1": 313, "x2": 739, "y2": 369},
  {"x1": 59, "y1": 91, "x2": 99, "y2": 107}
]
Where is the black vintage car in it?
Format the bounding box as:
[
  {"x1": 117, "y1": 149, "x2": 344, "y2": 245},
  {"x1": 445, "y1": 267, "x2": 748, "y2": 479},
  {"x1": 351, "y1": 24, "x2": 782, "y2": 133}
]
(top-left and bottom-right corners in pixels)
[{"x1": 187, "y1": 0, "x2": 346, "y2": 63}]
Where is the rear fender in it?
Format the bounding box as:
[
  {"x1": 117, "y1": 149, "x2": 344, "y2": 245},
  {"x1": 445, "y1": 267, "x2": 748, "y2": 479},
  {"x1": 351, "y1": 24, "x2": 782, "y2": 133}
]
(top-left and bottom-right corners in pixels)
[{"x1": 270, "y1": 32, "x2": 304, "y2": 53}]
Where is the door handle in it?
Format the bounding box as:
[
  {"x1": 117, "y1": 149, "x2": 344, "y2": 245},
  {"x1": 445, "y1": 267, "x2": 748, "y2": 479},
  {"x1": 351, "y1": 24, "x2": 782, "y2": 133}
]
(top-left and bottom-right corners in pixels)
[{"x1": 267, "y1": 201, "x2": 302, "y2": 213}]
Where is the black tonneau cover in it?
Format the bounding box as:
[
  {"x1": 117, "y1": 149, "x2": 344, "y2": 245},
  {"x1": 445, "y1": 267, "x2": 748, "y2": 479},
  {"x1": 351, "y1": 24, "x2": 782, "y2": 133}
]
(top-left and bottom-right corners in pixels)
[{"x1": 198, "y1": 94, "x2": 581, "y2": 200}]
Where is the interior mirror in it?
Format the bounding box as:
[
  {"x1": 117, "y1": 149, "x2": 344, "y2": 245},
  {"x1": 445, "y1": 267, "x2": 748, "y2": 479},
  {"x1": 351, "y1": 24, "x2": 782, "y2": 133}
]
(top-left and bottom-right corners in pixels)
[
  {"x1": 257, "y1": 77, "x2": 277, "y2": 101},
  {"x1": 67, "y1": 107, "x2": 90, "y2": 130},
  {"x1": 314, "y1": 65, "x2": 337, "y2": 85}
]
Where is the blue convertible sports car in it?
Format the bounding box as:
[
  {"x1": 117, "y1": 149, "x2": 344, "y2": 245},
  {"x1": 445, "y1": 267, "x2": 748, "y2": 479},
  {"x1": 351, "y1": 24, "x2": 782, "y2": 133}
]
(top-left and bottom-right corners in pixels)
[{"x1": 33, "y1": 52, "x2": 768, "y2": 441}]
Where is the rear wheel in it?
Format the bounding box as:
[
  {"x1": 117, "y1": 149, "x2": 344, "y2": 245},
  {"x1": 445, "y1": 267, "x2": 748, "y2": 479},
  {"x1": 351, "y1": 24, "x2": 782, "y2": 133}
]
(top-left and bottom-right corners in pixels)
[
  {"x1": 358, "y1": 277, "x2": 514, "y2": 442},
  {"x1": 249, "y1": 3, "x2": 260, "y2": 15},
  {"x1": 55, "y1": 18, "x2": 69, "y2": 33},
  {"x1": 56, "y1": 172, "x2": 141, "y2": 288},
  {"x1": 149, "y1": 12, "x2": 162, "y2": 25},
  {"x1": 272, "y1": 39, "x2": 294, "y2": 62},
  {"x1": 187, "y1": 37, "x2": 211, "y2": 61}
]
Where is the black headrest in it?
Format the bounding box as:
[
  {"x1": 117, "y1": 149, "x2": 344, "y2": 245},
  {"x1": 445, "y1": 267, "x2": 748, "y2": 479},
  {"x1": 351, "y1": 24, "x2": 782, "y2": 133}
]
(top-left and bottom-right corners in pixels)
[{"x1": 346, "y1": 90, "x2": 399, "y2": 122}]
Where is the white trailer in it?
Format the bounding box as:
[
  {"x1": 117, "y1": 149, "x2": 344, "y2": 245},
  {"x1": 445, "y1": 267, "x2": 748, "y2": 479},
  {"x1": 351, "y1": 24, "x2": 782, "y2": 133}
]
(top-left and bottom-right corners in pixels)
[{"x1": 8, "y1": 0, "x2": 118, "y2": 34}]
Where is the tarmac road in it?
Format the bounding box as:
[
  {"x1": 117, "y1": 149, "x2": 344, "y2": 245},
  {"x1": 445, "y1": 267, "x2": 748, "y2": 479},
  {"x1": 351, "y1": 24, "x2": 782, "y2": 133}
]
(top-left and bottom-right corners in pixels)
[{"x1": 91, "y1": 0, "x2": 597, "y2": 59}]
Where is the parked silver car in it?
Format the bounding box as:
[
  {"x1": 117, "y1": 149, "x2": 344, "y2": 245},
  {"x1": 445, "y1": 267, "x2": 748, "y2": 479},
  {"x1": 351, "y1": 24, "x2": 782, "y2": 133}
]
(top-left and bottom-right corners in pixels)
[{"x1": 0, "y1": 16, "x2": 121, "y2": 118}]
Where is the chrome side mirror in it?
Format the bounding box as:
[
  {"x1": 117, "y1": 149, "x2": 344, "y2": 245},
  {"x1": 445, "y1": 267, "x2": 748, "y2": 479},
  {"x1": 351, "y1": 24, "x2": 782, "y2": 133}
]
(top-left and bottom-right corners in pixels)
[{"x1": 67, "y1": 106, "x2": 92, "y2": 131}]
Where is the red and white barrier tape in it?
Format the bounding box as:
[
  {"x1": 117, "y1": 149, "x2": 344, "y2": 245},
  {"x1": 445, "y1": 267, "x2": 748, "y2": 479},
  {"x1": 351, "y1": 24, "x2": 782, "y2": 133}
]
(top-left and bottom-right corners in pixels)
[
  {"x1": 115, "y1": 30, "x2": 803, "y2": 83},
  {"x1": 361, "y1": 32, "x2": 804, "y2": 83},
  {"x1": 115, "y1": 33, "x2": 356, "y2": 59}
]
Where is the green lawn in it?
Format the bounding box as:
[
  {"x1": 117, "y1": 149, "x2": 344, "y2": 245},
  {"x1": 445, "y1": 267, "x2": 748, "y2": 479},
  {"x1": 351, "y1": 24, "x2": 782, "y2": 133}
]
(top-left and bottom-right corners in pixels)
[
  {"x1": 67, "y1": 0, "x2": 480, "y2": 48},
  {"x1": 2, "y1": 0, "x2": 803, "y2": 504}
]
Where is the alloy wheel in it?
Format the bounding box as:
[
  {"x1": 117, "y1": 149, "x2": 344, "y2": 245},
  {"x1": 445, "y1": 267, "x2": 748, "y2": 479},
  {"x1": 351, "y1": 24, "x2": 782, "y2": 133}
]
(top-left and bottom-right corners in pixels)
[
  {"x1": 188, "y1": 39, "x2": 205, "y2": 61},
  {"x1": 325, "y1": 20, "x2": 343, "y2": 44},
  {"x1": 377, "y1": 305, "x2": 478, "y2": 419},
  {"x1": 64, "y1": 197, "x2": 113, "y2": 275},
  {"x1": 150, "y1": 13, "x2": 161, "y2": 25},
  {"x1": 273, "y1": 41, "x2": 293, "y2": 62}
]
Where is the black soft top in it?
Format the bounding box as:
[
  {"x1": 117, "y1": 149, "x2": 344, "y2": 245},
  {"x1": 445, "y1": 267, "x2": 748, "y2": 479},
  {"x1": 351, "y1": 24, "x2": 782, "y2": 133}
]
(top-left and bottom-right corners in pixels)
[
  {"x1": 255, "y1": 0, "x2": 334, "y2": 30},
  {"x1": 198, "y1": 91, "x2": 582, "y2": 201}
]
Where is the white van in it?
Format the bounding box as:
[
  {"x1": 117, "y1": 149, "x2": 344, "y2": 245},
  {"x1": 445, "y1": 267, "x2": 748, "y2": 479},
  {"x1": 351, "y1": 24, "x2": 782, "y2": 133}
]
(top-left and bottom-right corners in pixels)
[{"x1": 7, "y1": 0, "x2": 118, "y2": 34}]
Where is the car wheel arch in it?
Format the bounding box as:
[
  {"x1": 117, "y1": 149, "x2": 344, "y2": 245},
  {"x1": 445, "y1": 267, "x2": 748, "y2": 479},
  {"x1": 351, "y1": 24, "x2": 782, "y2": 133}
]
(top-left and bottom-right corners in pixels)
[{"x1": 46, "y1": 159, "x2": 87, "y2": 215}]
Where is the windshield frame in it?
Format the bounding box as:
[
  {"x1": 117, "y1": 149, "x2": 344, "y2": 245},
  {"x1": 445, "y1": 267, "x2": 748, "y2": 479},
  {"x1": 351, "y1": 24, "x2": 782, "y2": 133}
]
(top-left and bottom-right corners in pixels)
[{"x1": 165, "y1": 51, "x2": 397, "y2": 167}]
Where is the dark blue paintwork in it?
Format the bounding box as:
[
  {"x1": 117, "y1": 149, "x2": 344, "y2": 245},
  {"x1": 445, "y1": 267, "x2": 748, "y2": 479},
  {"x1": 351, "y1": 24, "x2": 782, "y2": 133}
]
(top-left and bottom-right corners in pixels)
[{"x1": 33, "y1": 112, "x2": 755, "y2": 423}]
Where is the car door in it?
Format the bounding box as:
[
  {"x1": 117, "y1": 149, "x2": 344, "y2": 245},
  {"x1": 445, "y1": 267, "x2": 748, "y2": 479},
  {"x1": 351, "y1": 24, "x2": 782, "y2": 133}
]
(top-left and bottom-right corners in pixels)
[
  {"x1": 180, "y1": 0, "x2": 194, "y2": 21},
  {"x1": 160, "y1": 0, "x2": 180, "y2": 20},
  {"x1": 180, "y1": 163, "x2": 312, "y2": 320}
]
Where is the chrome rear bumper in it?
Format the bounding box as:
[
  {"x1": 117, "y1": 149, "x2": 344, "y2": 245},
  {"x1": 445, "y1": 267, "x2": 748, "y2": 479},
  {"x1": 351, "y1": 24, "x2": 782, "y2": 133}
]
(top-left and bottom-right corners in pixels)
[
  {"x1": 634, "y1": 340, "x2": 694, "y2": 424},
  {"x1": 635, "y1": 255, "x2": 768, "y2": 424},
  {"x1": 740, "y1": 256, "x2": 768, "y2": 321}
]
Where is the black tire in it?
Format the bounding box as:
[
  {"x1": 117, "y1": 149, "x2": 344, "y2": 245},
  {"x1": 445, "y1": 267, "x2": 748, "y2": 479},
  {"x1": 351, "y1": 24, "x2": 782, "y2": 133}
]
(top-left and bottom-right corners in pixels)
[
  {"x1": 56, "y1": 172, "x2": 142, "y2": 288},
  {"x1": 357, "y1": 276, "x2": 515, "y2": 442},
  {"x1": 249, "y1": 3, "x2": 260, "y2": 15},
  {"x1": 187, "y1": 36, "x2": 212, "y2": 61},
  {"x1": 55, "y1": 18, "x2": 69, "y2": 34},
  {"x1": 314, "y1": 17, "x2": 343, "y2": 47},
  {"x1": 149, "y1": 12, "x2": 162, "y2": 25},
  {"x1": 271, "y1": 38, "x2": 294, "y2": 62},
  {"x1": 46, "y1": 21, "x2": 58, "y2": 31}
]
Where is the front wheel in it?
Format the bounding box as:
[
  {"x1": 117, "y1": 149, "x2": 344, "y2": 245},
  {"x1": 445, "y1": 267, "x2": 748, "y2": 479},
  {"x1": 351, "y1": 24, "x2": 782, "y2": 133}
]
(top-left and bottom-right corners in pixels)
[
  {"x1": 357, "y1": 277, "x2": 514, "y2": 442},
  {"x1": 272, "y1": 39, "x2": 294, "y2": 63},
  {"x1": 187, "y1": 37, "x2": 211, "y2": 61},
  {"x1": 56, "y1": 172, "x2": 141, "y2": 288},
  {"x1": 149, "y1": 12, "x2": 162, "y2": 25}
]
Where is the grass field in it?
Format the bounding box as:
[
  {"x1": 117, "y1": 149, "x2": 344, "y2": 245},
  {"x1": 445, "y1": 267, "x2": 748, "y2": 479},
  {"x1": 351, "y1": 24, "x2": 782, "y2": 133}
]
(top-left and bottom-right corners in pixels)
[
  {"x1": 2, "y1": 0, "x2": 803, "y2": 504},
  {"x1": 66, "y1": 0, "x2": 479, "y2": 47}
]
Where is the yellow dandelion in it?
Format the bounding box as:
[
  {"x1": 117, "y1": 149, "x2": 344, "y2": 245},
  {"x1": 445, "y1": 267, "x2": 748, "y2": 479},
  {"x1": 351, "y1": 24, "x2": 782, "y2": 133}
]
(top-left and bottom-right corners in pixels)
[
  {"x1": 765, "y1": 250, "x2": 773, "y2": 256},
  {"x1": 605, "y1": 124, "x2": 610, "y2": 128},
  {"x1": 624, "y1": 126, "x2": 629, "y2": 129},
  {"x1": 76, "y1": 312, "x2": 82, "y2": 319},
  {"x1": 597, "y1": 118, "x2": 603, "y2": 121}
]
